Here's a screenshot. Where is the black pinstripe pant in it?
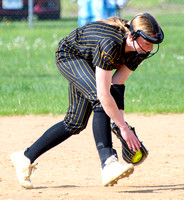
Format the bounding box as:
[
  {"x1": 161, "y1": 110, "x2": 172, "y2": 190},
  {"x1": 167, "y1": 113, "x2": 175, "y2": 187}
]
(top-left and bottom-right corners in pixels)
[{"x1": 56, "y1": 42, "x2": 103, "y2": 134}]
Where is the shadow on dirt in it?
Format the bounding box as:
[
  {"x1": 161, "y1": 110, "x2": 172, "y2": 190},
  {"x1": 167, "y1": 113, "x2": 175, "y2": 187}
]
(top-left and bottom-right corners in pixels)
[
  {"x1": 34, "y1": 185, "x2": 78, "y2": 189},
  {"x1": 118, "y1": 184, "x2": 184, "y2": 193}
]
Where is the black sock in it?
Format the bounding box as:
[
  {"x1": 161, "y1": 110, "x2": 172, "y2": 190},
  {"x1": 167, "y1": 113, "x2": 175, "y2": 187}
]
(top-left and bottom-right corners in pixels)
[
  {"x1": 24, "y1": 121, "x2": 72, "y2": 163},
  {"x1": 92, "y1": 111, "x2": 114, "y2": 166}
]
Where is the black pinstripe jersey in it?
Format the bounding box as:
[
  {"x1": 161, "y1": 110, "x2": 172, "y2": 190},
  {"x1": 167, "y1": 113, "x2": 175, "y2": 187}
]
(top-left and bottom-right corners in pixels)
[{"x1": 59, "y1": 22, "x2": 149, "y2": 71}]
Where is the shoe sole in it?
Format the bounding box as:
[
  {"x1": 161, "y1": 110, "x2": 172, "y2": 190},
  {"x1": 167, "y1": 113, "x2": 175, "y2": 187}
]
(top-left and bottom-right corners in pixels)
[{"x1": 104, "y1": 167, "x2": 134, "y2": 187}]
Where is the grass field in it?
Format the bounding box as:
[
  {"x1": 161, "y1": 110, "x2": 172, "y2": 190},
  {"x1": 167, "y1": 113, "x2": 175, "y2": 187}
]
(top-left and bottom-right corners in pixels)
[{"x1": 0, "y1": 1, "x2": 184, "y2": 115}]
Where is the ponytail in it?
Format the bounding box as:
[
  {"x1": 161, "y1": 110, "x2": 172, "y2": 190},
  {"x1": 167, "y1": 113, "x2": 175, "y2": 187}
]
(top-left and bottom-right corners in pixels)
[{"x1": 98, "y1": 17, "x2": 130, "y2": 33}]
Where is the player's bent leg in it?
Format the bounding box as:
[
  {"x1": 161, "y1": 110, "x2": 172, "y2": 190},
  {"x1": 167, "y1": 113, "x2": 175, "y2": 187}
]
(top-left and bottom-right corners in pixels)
[
  {"x1": 10, "y1": 121, "x2": 73, "y2": 188},
  {"x1": 92, "y1": 111, "x2": 134, "y2": 186},
  {"x1": 10, "y1": 150, "x2": 37, "y2": 189}
]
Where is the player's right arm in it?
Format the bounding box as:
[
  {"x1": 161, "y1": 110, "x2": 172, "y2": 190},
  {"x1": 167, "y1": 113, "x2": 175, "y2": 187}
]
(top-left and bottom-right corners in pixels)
[{"x1": 95, "y1": 65, "x2": 141, "y2": 151}]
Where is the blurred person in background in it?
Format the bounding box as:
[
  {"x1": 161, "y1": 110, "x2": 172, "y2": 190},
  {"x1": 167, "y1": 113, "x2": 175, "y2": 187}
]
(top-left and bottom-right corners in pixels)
[
  {"x1": 76, "y1": 0, "x2": 118, "y2": 27},
  {"x1": 116, "y1": 0, "x2": 127, "y2": 17}
]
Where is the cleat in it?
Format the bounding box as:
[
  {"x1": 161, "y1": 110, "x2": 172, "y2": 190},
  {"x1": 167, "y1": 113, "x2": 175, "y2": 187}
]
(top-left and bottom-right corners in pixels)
[
  {"x1": 11, "y1": 150, "x2": 37, "y2": 189},
  {"x1": 101, "y1": 155, "x2": 134, "y2": 186}
]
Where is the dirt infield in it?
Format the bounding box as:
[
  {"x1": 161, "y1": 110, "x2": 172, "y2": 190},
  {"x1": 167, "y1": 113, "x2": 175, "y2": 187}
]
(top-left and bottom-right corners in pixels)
[{"x1": 1, "y1": 114, "x2": 184, "y2": 200}]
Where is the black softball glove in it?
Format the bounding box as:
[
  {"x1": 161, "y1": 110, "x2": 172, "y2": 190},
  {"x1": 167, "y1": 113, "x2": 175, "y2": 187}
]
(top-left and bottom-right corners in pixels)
[{"x1": 111, "y1": 122, "x2": 148, "y2": 166}]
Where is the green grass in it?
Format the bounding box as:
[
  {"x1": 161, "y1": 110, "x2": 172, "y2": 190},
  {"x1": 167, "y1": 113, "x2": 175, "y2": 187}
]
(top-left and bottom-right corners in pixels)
[
  {"x1": 0, "y1": 19, "x2": 77, "y2": 115},
  {"x1": 124, "y1": 12, "x2": 184, "y2": 114},
  {"x1": 0, "y1": 3, "x2": 184, "y2": 115},
  {"x1": 128, "y1": 0, "x2": 183, "y2": 6}
]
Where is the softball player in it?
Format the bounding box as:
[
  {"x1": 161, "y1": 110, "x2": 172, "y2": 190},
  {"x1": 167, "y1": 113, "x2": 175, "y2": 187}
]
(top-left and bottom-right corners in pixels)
[{"x1": 11, "y1": 13, "x2": 164, "y2": 188}]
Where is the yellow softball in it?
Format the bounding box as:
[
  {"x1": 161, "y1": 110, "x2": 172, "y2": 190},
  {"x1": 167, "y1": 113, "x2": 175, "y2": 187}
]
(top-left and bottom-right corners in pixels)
[{"x1": 132, "y1": 150, "x2": 142, "y2": 163}]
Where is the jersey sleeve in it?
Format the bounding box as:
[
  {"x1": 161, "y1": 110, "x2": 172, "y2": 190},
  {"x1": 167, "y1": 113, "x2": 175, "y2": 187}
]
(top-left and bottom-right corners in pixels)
[{"x1": 92, "y1": 38, "x2": 119, "y2": 70}]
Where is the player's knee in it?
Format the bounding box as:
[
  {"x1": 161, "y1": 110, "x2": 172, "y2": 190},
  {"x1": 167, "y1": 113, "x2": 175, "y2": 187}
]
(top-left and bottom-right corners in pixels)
[
  {"x1": 92, "y1": 100, "x2": 104, "y2": 112},
  {"x1": 63, "y1": 120, "x2": 88, "y2": 135}
]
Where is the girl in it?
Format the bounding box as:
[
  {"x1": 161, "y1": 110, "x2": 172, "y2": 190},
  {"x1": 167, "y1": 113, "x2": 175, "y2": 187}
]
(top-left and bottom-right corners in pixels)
[{"x1": 11, "y1": 13, "x2": 164, "y2": 188}]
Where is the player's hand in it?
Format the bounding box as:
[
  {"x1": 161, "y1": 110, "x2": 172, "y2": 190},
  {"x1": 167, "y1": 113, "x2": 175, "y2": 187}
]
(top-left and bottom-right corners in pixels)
[{"x1": 120, "y1": 125, "x2": 141, "y2": 152}]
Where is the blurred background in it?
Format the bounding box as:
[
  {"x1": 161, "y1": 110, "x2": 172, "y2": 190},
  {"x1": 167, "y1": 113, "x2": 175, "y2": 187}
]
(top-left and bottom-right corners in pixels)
[{"x1": 0, "y1": 0, "x2": 183, "y2": 27}]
